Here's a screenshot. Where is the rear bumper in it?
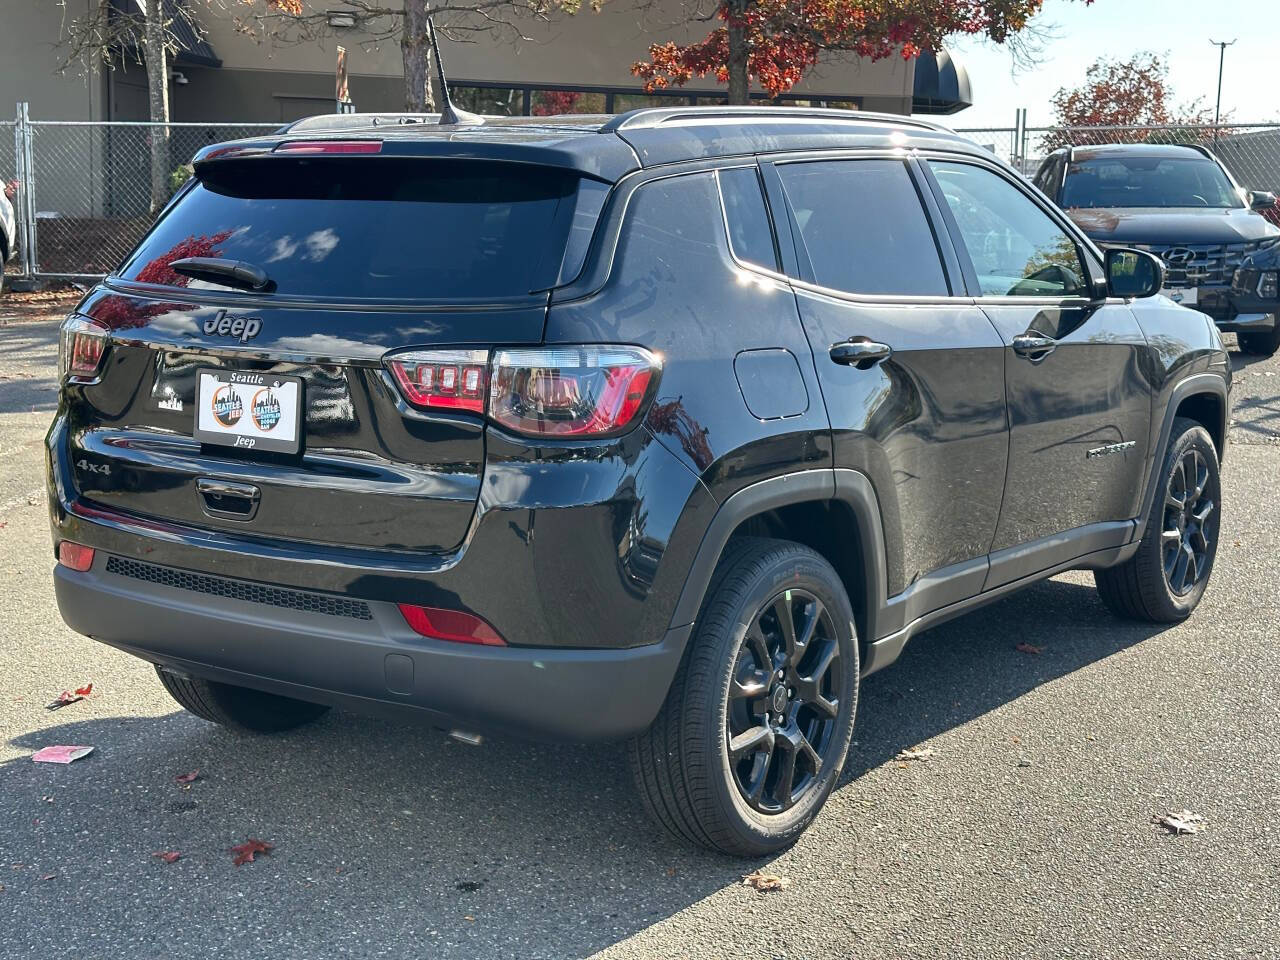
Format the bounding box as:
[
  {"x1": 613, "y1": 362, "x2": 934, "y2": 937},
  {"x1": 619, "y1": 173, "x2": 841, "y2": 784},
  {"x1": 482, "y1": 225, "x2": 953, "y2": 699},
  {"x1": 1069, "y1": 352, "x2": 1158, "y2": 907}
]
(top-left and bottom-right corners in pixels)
[{"x1": 54, "y1": 557, "x2": 687, "y2": 741}]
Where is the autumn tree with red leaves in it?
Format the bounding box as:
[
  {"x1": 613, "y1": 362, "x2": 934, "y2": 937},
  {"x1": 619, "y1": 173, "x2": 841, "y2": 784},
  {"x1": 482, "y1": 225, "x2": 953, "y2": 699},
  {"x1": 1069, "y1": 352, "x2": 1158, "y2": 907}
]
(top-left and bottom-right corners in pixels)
[
  {"x1": 1042, "y1": 52, "x2": 1218, "y2": 149},
  {"x1": 633, "y1": 0, "x2": 1093, "y2": 106}
]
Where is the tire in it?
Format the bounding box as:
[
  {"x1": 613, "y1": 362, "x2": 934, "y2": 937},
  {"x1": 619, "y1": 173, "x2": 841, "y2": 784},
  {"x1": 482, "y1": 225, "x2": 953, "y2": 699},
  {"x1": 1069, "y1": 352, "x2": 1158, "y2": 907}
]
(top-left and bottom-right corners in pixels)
[
  {"x1": 1237, "y1": 322, "x2": 1280, "y2": 357},
  {"x1": 1095, "y1": 417, "x2": 1221, "y2": 623},
  {"x1": 628, "y1": 537, "x2": 860, "y2": 857},
  {"x1": 155, "y1": 666, "x2": 329, "y2": 733}
]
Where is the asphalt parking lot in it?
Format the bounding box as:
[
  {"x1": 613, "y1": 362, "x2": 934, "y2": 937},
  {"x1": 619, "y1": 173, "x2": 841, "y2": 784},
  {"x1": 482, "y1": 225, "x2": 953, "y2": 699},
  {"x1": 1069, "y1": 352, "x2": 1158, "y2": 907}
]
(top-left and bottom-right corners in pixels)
[{"x1": 1, "y1": 307, "x2": 1277, "y2": 960}]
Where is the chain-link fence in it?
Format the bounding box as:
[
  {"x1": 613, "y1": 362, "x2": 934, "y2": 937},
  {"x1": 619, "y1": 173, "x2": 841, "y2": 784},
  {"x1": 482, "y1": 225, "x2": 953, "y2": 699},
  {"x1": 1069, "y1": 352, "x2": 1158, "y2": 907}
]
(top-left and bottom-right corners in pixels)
[
  {"x1": 7, "y1": 109, "x2": 276, "y2": 280},
  {"x1": 10, "y1": 109, "x2": 1280, "y2": 281}
]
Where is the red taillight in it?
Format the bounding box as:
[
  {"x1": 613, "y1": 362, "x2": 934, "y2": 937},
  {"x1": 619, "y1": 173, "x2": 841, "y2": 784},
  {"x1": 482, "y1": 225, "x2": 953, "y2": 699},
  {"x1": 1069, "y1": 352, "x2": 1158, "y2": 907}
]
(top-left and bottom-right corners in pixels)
[
  {"x1": 489, "y1": 347, "x2": 659, "y2": 438},
  {"x1": 58, "y1": 542, "x2": 95, "y2": 572},
  {"x1": 387, "y1": 350, "x2": 488, "y2": 414},
  {"x1": 58, "y1": 316, "x2": 110, "y2": 380},
  {"x1": 398, "y1": 604, "x2": 505, "y2": 646},
  {"x1": 384, "y1": 345, "x2": 660, "y2": 438},
  {"x1": 274, "y1": 140, "x2": 382, "y2": 155}
]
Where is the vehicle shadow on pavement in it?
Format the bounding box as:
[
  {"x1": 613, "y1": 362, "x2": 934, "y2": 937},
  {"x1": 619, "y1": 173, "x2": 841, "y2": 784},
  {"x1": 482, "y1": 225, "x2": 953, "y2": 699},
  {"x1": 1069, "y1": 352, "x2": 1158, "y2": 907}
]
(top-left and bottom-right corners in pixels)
[
  {"x1": 0, "y1": 576, "x2": 1172, "y2": 959},
  {"x1": 845, "y1": 576, "x2": 1170, "y2": 783},
  {"x1": 1228, "y1": 343, "x2": 1280, "y2": 443}
]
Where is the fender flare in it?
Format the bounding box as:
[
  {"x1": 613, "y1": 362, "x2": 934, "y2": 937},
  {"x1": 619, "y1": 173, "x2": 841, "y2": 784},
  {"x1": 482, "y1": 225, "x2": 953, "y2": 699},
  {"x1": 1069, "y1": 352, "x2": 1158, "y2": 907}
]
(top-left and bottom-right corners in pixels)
[
  {"x1": 1134, "y1": 372, "x2": 1230, "y2": 540},
  {"x1": 666, "y1": 468, "x2": 889, "y2": 646}
]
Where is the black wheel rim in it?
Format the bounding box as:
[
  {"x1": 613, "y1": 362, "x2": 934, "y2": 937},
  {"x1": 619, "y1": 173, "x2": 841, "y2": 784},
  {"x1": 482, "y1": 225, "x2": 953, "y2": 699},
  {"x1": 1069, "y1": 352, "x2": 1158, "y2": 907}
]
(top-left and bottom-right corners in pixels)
[
  {"x1": 726, "y1": 588, "x2": 843, "y2": 815},
  {"x1": 1162, "y1": 447, "x2": 1216, "y2": 597}
]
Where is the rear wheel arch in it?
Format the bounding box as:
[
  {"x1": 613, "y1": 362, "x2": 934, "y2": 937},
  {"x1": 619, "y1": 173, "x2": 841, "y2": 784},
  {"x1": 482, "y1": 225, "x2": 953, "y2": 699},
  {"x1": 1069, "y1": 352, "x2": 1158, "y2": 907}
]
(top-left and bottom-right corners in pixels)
[{"x1": 668, "y1": 469, "x2": 888, "y2": 656}]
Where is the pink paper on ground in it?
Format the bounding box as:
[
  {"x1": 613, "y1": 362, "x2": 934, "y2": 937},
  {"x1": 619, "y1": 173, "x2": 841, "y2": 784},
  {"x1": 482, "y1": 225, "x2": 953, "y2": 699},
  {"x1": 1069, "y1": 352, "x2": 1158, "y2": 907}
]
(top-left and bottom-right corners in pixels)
[{"x1": 31, "y1": 745, "x2": 94, "y2": 764}]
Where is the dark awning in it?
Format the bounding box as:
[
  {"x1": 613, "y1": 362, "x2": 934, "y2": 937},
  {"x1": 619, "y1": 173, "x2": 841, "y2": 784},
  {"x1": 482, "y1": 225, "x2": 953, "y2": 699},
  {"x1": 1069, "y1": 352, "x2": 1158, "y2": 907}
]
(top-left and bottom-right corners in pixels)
[
  {"x1": 912, "y1": 48, "x2": 971, "y2": 115},
  {"x1": 111, "y1": 0, "x2": 222, "y2": 69}
]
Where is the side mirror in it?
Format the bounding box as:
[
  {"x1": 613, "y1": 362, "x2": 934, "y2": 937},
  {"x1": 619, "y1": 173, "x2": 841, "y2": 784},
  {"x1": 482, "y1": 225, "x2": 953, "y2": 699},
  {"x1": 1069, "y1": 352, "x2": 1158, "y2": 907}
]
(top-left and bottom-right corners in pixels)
[
  {"x1": 1249, "y1": 190, "x2": 1277, "y2": 211},
  {"x1": 1105, "y1": 248, "x2": 1165, "y2": 299}
]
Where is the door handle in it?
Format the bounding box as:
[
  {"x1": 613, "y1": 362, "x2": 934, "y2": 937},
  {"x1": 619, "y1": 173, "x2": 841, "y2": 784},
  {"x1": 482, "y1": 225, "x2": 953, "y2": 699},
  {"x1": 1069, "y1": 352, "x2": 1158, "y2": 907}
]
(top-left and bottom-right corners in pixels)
[
  {"x1": 830, "y1": 338, "x2": 892, "y2": 370},
  {"x1": 1011, "y1": 333, "x2": 1057, "y2": 362}
]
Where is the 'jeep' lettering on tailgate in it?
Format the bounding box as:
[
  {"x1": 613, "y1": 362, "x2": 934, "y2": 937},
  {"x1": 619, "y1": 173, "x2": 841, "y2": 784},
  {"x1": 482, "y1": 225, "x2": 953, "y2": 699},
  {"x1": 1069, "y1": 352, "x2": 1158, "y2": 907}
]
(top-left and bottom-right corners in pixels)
[{"x1": 202, "y1": 310, "x2": 262, "y2": 344}]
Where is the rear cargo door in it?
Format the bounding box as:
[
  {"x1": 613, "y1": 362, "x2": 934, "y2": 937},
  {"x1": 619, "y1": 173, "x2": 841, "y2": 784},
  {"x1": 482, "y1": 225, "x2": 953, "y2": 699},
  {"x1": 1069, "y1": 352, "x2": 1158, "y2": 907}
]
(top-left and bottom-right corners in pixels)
[{"x1": 67, "y1": 154, "x2": 600, "y2": 554}]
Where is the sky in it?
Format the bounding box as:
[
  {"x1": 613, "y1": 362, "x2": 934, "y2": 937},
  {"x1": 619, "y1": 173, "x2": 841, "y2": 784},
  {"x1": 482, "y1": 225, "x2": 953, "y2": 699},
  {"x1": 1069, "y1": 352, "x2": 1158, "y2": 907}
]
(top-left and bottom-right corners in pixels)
[{"x1": 915, "y1": 0, "x2": 1278, "y2": 130}]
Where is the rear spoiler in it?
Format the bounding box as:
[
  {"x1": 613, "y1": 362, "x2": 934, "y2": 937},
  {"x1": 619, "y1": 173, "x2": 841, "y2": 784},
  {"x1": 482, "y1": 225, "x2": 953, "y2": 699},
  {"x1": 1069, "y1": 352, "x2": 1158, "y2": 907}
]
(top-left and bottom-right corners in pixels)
[{"x1": 192, "y1": 133, "x2": 638, "y2": 184}]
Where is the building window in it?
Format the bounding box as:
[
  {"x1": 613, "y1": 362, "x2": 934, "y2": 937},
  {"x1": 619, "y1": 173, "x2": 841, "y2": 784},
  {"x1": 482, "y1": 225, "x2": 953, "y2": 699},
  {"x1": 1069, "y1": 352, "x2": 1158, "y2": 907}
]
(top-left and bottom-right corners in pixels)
[
  {"x1": 450, "y1": 86, "x2": 523, "y2": 117},
  {"x1": 531, "y1": 90, "x2": 607, "y2": 115}
]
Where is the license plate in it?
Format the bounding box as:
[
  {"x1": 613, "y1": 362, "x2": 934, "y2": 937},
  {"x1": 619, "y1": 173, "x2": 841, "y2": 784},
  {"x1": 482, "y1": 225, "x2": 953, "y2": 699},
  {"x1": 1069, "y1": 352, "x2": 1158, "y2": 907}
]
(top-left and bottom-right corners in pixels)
[
  {"x1": 194, "y1": 370, "x2": 302, "y2": 455},
  {"x1": 1161, "y1": 287, "x2": 1198, "y2": 306}
]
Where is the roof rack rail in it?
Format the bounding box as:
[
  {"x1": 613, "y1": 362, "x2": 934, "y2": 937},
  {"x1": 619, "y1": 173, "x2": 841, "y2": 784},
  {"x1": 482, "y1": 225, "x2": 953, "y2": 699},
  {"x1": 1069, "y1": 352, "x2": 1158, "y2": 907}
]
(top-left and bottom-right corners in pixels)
[
  {"x1": 1066, "y1": 140, "x2": 1217, "y2": 158},
  {"x1": 600, "y1": 105, "x2": 952, "y2": 135}
]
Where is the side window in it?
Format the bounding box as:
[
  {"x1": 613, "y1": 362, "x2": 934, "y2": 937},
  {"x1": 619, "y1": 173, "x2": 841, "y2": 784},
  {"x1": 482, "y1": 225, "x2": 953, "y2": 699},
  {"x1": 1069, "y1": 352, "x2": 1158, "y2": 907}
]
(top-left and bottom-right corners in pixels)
[
  {"x1": 774, "y1": 159, "x2": 950, "y2": 297},
  {"x1": 929, "y1": 160, "x2": 1089, "y2": 299},
  {"x1": 716, "y1": 167, "x2": 779, "y2": 271}
]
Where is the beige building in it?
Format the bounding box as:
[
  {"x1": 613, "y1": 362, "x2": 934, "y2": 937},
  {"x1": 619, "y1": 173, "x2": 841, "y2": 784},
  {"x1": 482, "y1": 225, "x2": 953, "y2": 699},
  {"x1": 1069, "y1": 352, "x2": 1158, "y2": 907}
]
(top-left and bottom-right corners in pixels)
[
  {"x1": 2, "y1": 0, "x2": 970, "y2": 249},
  {"x1": 3, "y1": 0, "x2": 972, "y2": 125}
]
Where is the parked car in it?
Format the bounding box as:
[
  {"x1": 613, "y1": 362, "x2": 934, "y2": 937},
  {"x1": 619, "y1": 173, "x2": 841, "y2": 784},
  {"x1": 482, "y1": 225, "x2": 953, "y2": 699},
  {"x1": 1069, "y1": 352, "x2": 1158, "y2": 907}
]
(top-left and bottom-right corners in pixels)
[
  {"x1": 48, "y1": 108, "x2": 1230, "y2": 856},
  {"x1": 1033, "y1": 142, "x2": 1280, "y2": 356},
  {"x1": 1, "y1": 186, "x2": 16, "y2": 291}
]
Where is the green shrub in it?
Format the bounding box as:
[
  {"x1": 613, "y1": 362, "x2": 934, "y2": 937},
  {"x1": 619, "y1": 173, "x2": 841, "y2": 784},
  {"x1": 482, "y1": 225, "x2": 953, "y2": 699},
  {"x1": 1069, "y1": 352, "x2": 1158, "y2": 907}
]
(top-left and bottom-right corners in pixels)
[{"x1": 168, "y1": 163, "x2": 194, "y2": 197}]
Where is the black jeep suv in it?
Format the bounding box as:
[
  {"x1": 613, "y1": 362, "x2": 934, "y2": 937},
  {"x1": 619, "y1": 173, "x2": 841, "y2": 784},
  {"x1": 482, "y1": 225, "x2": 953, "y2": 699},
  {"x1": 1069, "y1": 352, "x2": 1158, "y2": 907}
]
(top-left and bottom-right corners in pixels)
[
  {"x1": 48, "y1": 108, "x2": 1230, "y2": 856},
  {"x1": 1033, "y1": 142, "x2": 1280, "y2": 356}
]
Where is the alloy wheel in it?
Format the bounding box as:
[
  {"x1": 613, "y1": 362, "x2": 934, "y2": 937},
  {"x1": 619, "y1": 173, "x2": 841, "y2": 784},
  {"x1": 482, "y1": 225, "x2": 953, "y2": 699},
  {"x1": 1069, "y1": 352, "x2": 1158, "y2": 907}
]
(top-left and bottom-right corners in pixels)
[
  {"x1": 1162, "y1": 447, "x2": 1216, "y2": 596},
  {"x1": 726, "y1": 588, "x2": 844, "y2": 814}
]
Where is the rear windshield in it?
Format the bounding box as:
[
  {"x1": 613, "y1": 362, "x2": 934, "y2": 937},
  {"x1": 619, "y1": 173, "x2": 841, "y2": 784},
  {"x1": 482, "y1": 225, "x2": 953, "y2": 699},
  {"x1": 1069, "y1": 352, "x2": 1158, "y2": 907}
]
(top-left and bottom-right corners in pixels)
[
  {"x1": 119, "y1": 157, "x2": 587, "y2": 301},
  {"x1": 1061, "y1": 155, "x2": 1242, "y2": 209}
]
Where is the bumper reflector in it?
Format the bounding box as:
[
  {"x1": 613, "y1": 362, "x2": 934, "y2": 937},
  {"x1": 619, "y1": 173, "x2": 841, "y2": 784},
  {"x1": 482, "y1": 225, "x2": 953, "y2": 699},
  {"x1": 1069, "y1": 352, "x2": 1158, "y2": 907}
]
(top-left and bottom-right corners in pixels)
[
  {"x1": 58, "y1": 542, "x2": 96, "y2": 572},
  {"x1": 397, "y1": 603, "x2": 506, "y2": 646}
]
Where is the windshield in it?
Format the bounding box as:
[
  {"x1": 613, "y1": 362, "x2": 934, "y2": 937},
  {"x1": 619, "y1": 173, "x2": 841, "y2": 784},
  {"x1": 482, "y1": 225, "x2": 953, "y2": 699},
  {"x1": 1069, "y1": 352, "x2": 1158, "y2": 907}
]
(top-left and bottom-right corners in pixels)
[
  {"x1": 1061, "y1": 155, "x2": 1242, "y2": 209},
  {"x1": 119, "y1": 157, "x2": 585, "y2": 301}
]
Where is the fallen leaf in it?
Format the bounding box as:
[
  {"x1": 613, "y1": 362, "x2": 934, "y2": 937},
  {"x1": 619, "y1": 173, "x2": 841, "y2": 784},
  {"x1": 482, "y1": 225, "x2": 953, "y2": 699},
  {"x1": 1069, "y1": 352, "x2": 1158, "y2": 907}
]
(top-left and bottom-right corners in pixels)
[
  {"x1": 742, "y1": 871, "x2": 791, "y2": 892},
  {"x1": 38, "y1": 874, "x2": 57, "y2": 882},
  {"x1": 1015, "y1": 642, "x2": 1043, "y2": 655},
  {"x1": 464, "y1": 915, "x2": 476, "y2": 922},
  {"x1": 665, "y1": 866, "x2": 677, "y2": 877},
  {"x1": 74, "y1": 683, "x2": 93, "y2": 697},
  {"x1": 895, "y1": 747, "x2": 935, "y2": 762},
  {"x1": 1154, "y1": 810, "x2": 1206, "y2": 835},
  {"x1": 174, "y1": 770, "x2": 200, "y2": 786},
  {"x1": 152, "y1": 851, "x2": 181, "y2": 864},
  {"x1": 230, "y1": 839, "x2": 273, "y2": 866}
]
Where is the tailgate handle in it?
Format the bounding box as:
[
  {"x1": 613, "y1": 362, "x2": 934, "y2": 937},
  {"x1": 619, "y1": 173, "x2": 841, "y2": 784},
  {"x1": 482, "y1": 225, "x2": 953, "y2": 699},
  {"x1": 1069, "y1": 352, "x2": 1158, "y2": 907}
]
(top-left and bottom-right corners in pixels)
[{"x1": 196, "y1": 478, "x2": 261, "y2": 521}]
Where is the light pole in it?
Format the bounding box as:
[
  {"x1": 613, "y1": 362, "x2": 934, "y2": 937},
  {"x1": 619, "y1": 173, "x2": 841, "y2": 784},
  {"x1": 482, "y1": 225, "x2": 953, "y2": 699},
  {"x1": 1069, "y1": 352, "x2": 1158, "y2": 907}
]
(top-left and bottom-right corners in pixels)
[{"x1": 1210, "y1": 38, "x2": 1236, "y2": 142}]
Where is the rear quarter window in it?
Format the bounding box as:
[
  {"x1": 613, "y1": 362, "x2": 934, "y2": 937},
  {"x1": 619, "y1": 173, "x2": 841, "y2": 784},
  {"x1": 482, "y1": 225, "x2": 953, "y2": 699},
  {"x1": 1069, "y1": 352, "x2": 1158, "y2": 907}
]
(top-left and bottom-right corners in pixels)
[
  {"x1": 120, "y1": 158, "x2": 592, "y2": 302},
  {"x1": 716, "y1": 166, "x2": 779, "y2": 271}
]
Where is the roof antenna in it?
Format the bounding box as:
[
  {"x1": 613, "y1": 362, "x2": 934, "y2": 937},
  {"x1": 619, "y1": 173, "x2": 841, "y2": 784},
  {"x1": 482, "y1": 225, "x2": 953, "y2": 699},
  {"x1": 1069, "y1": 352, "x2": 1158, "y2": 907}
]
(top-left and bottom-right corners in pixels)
[{"x1": 429, "y1": 15, "x2": 483, "y2": 126}]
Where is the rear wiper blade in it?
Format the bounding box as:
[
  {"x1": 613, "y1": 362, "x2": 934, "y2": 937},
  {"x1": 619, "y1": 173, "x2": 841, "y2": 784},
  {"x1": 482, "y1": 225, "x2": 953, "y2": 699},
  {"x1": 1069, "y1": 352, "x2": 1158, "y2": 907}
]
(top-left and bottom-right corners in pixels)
[{"x1": 170, "y1": 257, "x2": 274, "y2": 292}]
